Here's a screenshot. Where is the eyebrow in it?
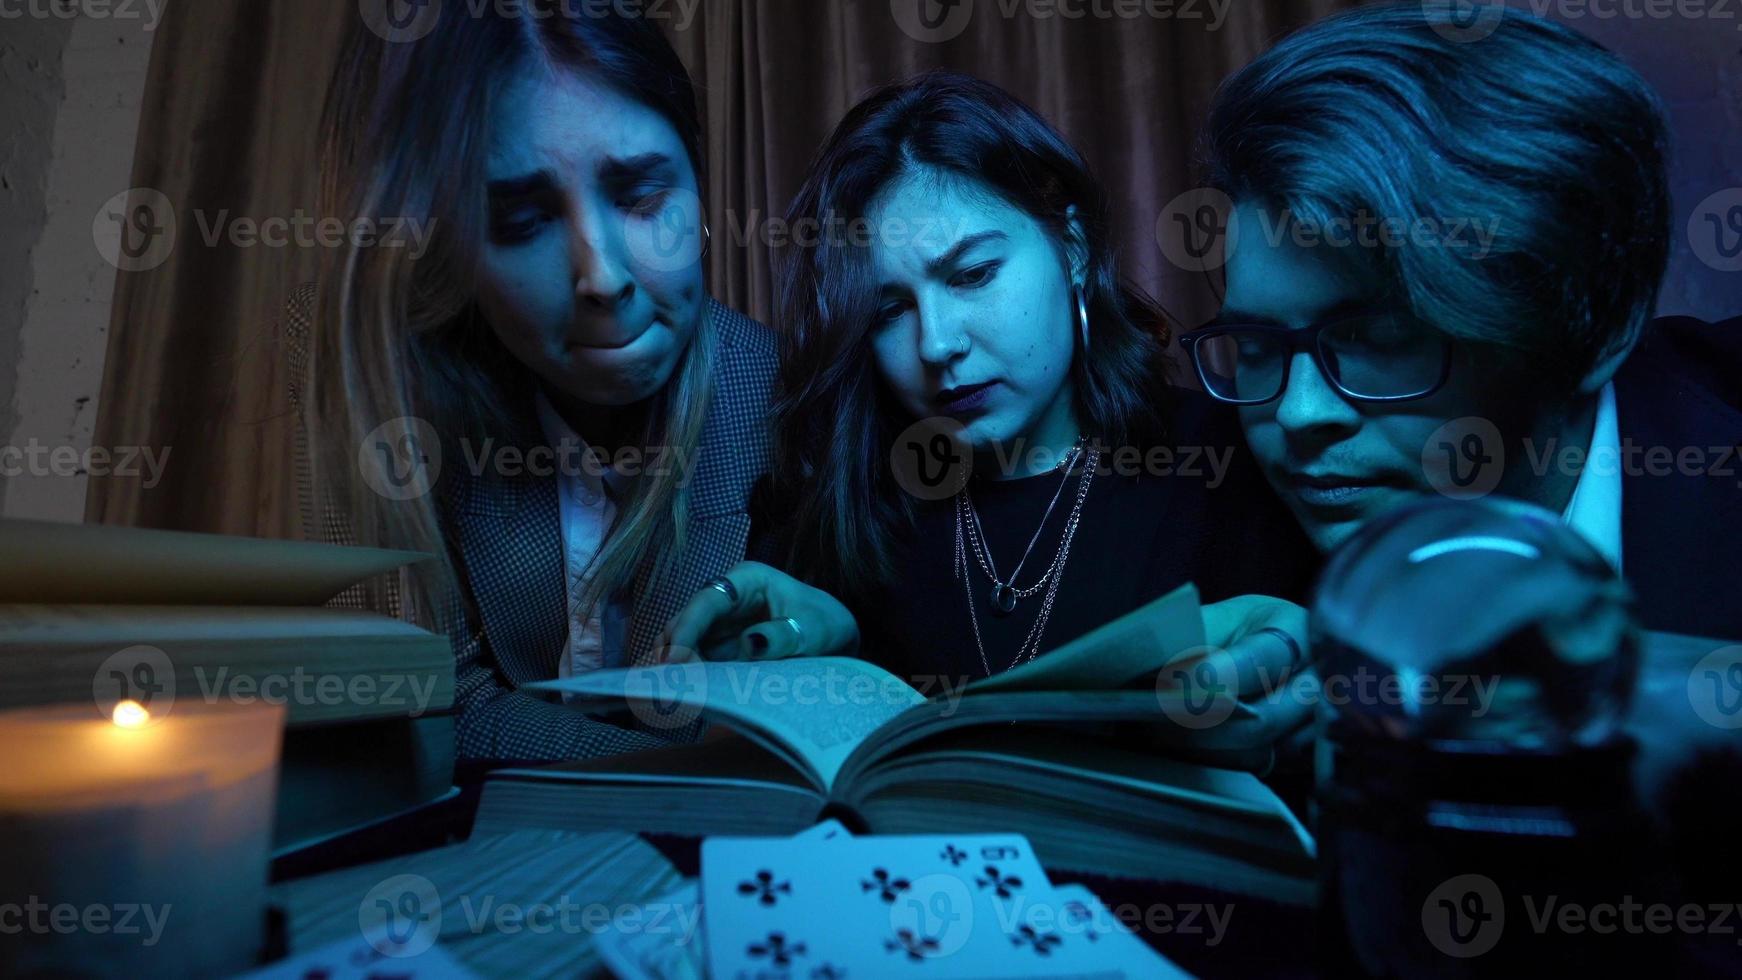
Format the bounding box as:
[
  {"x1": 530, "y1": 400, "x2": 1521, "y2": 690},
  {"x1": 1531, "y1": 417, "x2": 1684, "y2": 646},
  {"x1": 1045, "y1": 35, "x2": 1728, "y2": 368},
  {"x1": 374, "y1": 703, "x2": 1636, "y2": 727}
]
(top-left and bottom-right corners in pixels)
[
  {"x1": 486, "y1": 170, "x2": 556, "y2": 200},
  {"x1": 485, "y1": 153, "x2": 677, "y2": 199},
  {"x1": 921, "y1": 230, "x2": 1007, "y2": 278},
  {"x1": 597, "y1": 151, "x2": 676, "y2": 183}
]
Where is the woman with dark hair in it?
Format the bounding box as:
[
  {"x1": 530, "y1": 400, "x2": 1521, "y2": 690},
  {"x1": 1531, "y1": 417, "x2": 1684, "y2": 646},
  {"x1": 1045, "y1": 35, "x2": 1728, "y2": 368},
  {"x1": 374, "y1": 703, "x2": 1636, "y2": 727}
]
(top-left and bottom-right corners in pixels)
[
  {"x1": 306, "y1": 3, "x2": 775, "y2": 761},
  {"x1": 663, "y1": 72, "x2": 1320, "y2": 758}
]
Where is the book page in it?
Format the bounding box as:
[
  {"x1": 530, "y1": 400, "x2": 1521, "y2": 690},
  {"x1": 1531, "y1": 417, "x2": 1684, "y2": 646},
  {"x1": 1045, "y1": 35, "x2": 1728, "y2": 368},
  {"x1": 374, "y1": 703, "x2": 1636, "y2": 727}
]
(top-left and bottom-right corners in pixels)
[
  {"x1": 967, "y1": 582, "x2": 1205, "y2": 694},
  {"x1": 526, "y1": 657, "x2": 925, "y2": 791},
  {"x1": 0, "y1": 605, "x2": 434, "y2": 642},
  {"x1": 0, "y1": 518, "x2": 427, "y2": 606}
]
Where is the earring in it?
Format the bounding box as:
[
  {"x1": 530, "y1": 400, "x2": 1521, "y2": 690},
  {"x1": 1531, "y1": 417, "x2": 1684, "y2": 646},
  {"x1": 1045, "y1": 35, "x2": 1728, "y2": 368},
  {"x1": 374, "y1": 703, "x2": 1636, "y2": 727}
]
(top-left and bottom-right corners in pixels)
[
  {"x1": 701, "y1": 222, "x2": 712, "y2": 260},
  {"x1": 1072, "y1": 283, "x2": 1090, "y2": 350}
]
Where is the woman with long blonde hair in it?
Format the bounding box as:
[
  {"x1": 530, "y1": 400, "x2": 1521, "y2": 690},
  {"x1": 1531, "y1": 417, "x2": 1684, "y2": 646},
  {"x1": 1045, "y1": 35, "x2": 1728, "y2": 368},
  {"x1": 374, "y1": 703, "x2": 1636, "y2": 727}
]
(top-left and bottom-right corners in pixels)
[{"x1": 306, "y1": 2, "x2": 775, "y2": 761}]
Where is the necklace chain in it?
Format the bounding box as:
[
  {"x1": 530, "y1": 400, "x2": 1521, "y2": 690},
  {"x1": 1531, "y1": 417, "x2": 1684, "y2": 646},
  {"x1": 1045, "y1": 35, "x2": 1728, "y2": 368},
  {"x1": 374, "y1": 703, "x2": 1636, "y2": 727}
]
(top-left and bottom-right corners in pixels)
[
  {"x1": 961, "y1": 442, "x2": 1084, "y2": 600},
  {"x1": 954, "y1": 445, "x2": 1100, "y2": 676}
]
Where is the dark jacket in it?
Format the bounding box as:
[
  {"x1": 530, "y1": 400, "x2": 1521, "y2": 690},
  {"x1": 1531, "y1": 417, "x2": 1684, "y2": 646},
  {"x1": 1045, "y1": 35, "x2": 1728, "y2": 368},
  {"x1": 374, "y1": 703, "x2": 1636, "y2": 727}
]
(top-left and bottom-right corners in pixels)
[
  {"x1": 1614, "y1": 313, "x2": 1742, "y2": 640},
  {"x1": 435, "y1": 299, "x2": 777, "y2": 761}
]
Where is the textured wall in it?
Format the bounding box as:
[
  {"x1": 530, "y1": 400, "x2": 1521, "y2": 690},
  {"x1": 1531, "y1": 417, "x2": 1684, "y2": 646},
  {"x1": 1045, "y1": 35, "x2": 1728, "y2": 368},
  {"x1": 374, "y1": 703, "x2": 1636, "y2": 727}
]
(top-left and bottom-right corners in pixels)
[
  {"x1": 0, "y1": 11, "x2": 155, "y2": 521},
  {"x1": 0, "y1": 14, "x2": 75, "y2": 515}
]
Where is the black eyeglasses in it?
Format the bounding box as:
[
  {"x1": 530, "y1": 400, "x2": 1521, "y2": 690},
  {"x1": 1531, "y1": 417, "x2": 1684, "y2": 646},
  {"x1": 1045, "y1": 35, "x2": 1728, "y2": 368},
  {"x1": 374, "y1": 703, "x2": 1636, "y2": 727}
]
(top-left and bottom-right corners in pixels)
[{"x1": 1180, "y1": 311, "x2": 1453, "y2": 406}]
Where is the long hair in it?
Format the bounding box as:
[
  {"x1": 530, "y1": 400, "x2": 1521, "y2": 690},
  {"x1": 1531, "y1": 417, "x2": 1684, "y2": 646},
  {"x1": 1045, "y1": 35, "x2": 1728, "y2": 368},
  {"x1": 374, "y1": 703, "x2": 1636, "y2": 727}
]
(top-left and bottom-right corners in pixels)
[
  {"x1": 1201, "y1": 1, "x2": 1670, "y2": 393},
  {"x1": 310, "y1": 2, "x2": 714, "y2": 629},
  {"x1": 771, "y1": 71, "x2": 1173, "y2": 606}
]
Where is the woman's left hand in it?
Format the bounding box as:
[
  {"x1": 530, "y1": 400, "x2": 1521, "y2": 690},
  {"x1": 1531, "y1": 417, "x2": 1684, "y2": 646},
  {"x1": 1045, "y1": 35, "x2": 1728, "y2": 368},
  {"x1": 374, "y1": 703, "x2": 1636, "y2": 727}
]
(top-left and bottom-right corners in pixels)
[{"x1": 656, "y1": 561, "x2": 860, "y2": 663}]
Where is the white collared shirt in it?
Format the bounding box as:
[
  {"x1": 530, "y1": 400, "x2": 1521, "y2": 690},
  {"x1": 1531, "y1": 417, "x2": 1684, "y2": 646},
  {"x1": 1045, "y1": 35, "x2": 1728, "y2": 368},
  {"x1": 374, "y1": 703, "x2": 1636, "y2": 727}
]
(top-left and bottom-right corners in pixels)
[
  {"x1": 1562, "y1": 382, "x2": 1623, "y2": 572},
  {"x1": 534, "y1": 389, "x2": 631, "y2": 678}
]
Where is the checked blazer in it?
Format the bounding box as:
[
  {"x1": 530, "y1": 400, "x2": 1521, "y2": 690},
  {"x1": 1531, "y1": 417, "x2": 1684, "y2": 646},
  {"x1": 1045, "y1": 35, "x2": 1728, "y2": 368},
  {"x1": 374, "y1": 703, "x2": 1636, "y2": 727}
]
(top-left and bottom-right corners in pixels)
[{"x1": 287, "y1": 285, "x2": 779, "y2": 761}]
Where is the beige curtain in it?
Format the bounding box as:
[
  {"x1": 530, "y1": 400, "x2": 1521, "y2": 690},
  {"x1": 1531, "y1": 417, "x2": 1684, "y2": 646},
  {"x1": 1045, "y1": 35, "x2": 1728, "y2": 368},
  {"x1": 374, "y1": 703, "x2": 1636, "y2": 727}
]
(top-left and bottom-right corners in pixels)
[{"x1": 87, "y1": 0, "x2": 1360, "y2": 537}]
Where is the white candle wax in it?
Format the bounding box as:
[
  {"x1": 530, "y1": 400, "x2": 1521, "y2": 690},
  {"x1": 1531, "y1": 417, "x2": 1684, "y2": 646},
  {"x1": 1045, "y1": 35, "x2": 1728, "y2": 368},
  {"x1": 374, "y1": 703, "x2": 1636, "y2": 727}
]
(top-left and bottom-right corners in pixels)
[{"x1": 0, "y1": 700, "x2": 284, "y2": 978}]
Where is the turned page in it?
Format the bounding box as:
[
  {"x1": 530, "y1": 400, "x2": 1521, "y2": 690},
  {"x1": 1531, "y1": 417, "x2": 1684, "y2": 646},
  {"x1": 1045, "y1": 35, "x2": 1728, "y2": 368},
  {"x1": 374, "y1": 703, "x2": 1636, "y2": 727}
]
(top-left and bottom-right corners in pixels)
[
  {"x1": 967, "y1": 582, "x2": 1206, "y2": 695},
  {"x1": 528, "y1": 657, "x2": 927, "y2": 791}
]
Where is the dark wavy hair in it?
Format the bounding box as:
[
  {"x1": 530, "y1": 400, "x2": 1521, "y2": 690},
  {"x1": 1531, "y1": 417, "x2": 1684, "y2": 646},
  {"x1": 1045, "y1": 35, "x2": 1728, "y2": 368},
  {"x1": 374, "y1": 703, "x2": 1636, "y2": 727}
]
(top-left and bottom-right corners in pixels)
[
  {"x1": 768, "y1": 71, "x2": 1173, "y2": 604},
  {"x1": 1201, "y1": 1, "x2": 1670, "y2": 394}
]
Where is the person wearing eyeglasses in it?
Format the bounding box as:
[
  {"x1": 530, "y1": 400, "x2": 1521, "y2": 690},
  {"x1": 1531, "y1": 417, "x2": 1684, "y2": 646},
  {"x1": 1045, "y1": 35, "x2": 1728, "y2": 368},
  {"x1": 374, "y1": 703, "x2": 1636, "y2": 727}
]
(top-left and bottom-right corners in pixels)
[{"x1": 1182, "y1": 3, "x2": 1742, "y2": 640}]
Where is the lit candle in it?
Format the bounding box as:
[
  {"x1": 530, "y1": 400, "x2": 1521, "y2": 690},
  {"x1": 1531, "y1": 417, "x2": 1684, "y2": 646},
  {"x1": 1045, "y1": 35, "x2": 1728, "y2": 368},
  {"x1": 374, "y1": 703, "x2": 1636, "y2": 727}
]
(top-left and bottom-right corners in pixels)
[{"x1": 0, "y1": 699, "x2": 284, "y2": 977}]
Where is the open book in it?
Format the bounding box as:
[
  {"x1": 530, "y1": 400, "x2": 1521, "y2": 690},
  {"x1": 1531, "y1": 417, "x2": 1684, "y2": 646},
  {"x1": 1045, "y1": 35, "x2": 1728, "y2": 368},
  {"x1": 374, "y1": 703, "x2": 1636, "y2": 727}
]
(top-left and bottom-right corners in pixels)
[{"x1": 478, "y1": 584, "x2": 1317, "y2": 904}]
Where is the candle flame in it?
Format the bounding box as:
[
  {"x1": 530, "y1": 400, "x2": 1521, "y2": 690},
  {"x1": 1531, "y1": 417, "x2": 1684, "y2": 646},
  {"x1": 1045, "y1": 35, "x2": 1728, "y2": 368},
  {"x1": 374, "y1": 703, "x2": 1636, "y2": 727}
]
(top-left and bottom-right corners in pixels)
[{"x1": 111, "y1": 700, "x2": 151, "y2": 728}]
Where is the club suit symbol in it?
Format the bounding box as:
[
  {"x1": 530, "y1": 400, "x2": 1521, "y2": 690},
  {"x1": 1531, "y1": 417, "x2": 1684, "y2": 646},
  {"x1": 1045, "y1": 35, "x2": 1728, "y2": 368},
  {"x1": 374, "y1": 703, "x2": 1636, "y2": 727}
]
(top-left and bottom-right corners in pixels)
[
  {"x1": 1689, "y1": 646, "x2": 1742, "y2": 729},
  {"x1": 861, "y1": 868, "x2": 913, "y2": 903},
  {"x1": 973, "y1": 865, "x2": 1024, "y2": 900},
  {"x1": 747, "y1": 932, "x2": 806, "y2": 968},
  {"x1": 1011, "y1": 924, "x2": 1063, "y2": 955},
  {"x1": 1421, "y1": 874, "x2": 1504, "y2": 958},
  {"x1": 1690, "y1": 188, "x2": 1742, "y2": 272},
  {"x1": 738, "y1": 870, "x2": 793, "y2": 907},
  {"x1": 891, "y1": 0, "x2": 974, "y2": 43},
  {"x1": 358, "y1": 874, "x2": 442, "y2": 958}
]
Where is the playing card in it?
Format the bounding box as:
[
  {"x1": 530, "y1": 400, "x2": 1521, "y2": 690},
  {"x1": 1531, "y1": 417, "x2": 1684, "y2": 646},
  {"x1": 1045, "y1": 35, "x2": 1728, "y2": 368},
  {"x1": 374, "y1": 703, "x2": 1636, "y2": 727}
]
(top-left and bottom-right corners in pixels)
[
  {"x1": 596, "y1": 820, "x2": 853, "y2": 980},
  {"x1": 702, "y1": 832, "x2": 1129, "y2": 979},
  {"x1": 1043, "y1": 884, "x2": 1192, "y2": 978}
]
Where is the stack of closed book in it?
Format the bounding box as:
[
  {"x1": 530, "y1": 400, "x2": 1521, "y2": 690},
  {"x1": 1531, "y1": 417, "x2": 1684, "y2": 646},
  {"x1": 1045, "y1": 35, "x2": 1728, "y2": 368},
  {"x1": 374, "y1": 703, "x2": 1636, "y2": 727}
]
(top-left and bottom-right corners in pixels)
[{"x1": 0, "y1": 518, "x2": 456, "y2": 853}]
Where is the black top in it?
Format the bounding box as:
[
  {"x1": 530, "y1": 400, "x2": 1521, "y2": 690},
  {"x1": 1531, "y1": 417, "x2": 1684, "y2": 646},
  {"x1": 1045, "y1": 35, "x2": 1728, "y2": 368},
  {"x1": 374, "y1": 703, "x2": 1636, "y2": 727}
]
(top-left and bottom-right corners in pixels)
[{"x1": 753, "y1": 388, "x2": 1321, "y2": 688}]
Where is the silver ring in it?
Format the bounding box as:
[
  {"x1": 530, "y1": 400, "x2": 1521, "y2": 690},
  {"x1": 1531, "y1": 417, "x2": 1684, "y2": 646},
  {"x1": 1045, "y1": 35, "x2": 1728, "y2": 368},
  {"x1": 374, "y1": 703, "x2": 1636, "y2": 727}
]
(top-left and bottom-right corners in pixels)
[
  {"x1": 1257, "y1": 627, "x2": 1304, "y2": 670},
  {"x1": 705, "y1": 575, "x2": 739, "y2": 608},
  {"x1": 781, "y1": 616, "x2": 803, "y2": 651}
]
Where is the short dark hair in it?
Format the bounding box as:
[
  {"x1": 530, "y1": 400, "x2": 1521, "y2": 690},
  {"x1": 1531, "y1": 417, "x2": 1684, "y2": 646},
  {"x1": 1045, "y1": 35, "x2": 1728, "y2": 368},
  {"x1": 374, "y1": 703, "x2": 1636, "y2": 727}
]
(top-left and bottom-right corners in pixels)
[
  {"x1": 1201, "y1": 1, "x2": 1670, "y2": 392},
  {"x1": 770, "y1": 71, "x2": 1172, "y2": 601}
]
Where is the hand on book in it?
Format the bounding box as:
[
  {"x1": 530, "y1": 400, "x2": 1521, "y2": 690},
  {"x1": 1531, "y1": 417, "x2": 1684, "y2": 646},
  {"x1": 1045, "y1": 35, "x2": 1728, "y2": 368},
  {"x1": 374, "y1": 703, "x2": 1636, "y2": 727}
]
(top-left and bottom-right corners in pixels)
[
  {"x1": 1141, "y1": 595, "x2": 1317, "y2": 770},
  {"x1": 656, "y1": 561, "x2": 861, "y2": 663}
]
